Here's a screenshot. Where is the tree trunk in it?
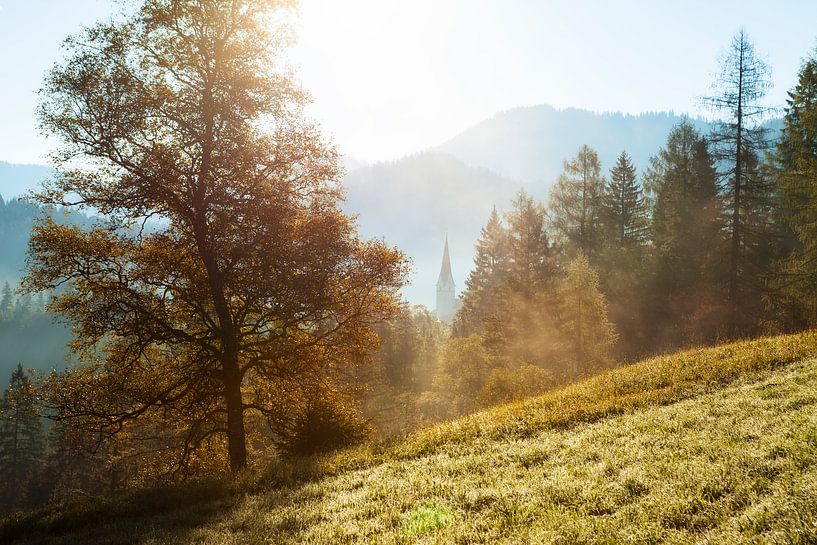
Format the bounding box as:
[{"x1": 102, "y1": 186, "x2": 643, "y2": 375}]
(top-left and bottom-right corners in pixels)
[
  {"x1": 222, "y1": 349, "x2": 248, "y2": 472},
  {"x1": 729, "y1": 41, "x2": 745, "y2": 337}
]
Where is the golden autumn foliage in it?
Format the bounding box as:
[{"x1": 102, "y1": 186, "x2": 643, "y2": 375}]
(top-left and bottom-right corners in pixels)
[{"x1": 24, "y1": 0, "x2": 407, "y2": 476}]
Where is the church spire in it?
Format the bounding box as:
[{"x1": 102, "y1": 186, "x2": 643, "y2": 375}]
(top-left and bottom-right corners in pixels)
[
  {"x1": 437, "y1": 234, "x2": 453, "y2": 287},
  {"x1": 435, "y1": 234, "x2": 459, "y2": 322}
]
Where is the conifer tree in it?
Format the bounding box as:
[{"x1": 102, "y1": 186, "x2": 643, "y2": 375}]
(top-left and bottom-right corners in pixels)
[
  {"x1": 0, "y1": 364, "x2": 45, "y2": 511},
  {"x1": 771, "y1": 52, "x2": 817, "y2": 327},
  {"x1": 548, "y1": 145, "x2": 606, "y2": 260},
  {"x1": 0, "y1": 282, "x2": 12, "y2": 319},
  {"x1": 506, "y1": 190, "x2": 555, "y2": 297},
  {"x1": 554, "y1": 254, "x2": 616, "y2": 376},
  {"x1": 644, "y1": 121, "x2": 725, "y2": 347},
  {"x1": 603, "y1": 151, "x2": 648, "y2": 248},
  {"x1": 597, "y1": 151, "x2": 649, "y2": 357},
  {"x1": 500, "y1": 191, "x2": 562, "y2": 367},
  {"x1": 454, "y1": 206, "x2": 508, "y2": 337},
  {"x1": 703, "y1": 29, "x2": 772, "y2": 336}
]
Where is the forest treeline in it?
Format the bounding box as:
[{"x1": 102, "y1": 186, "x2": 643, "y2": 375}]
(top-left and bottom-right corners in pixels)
[
  {"x1": 3, "y1": 1, "x2": 817, "y2": 517},
  {"x1": 361, "y1": 32, "x2": 817, "y2": 439}
]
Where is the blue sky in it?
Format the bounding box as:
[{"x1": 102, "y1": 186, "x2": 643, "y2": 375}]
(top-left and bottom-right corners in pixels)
[{"x1": 1, "y1": 0, "x2": 816, "y2": 165}]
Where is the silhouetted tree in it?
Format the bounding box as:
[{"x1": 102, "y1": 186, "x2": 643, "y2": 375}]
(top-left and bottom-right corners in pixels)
[
  {"x1": 27, "y1": 0, "x2": 407, "y2": 474},
  {"x1": 0, "y1": 364, "x2": 45, "y2": 511}
]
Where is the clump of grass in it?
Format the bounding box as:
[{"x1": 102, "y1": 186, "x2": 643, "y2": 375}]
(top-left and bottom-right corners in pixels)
[{"x1": 402, "y1": 502, "x2": 455, "y2": 535}]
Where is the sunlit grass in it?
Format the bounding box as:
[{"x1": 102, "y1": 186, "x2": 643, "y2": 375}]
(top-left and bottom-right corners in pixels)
[{"x1": 4, "y1": 331, "x2": 817, "y2": 544}]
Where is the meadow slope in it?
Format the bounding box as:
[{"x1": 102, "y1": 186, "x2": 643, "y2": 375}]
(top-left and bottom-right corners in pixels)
[{"x1": 4, "y1": 332, "x2": 817, "y2": 544}]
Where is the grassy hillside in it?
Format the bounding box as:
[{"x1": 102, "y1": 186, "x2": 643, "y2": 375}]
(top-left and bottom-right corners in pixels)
[{"x1": 4, "y1": 332, "x2": 817, "y2": 544}]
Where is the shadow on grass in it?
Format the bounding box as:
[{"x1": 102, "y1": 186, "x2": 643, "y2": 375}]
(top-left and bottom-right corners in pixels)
[{"x1": 0, "y1": 456, "x2": 329, "y2": 545}]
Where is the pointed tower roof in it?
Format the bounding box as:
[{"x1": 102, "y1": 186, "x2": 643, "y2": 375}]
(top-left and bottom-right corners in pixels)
[{"x1": 437, "y1": 235, "x2": 454, "y2": 287}]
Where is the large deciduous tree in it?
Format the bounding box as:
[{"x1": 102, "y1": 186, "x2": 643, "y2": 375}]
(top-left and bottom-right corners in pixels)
[{"x1": 26, "y1": 0, "x2": 406, "y2": 474}]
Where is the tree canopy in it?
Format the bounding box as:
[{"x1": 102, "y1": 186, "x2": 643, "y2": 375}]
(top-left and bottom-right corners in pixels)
[{"x1": 26, "y1": 0, "x2": 407, "y2": 474}]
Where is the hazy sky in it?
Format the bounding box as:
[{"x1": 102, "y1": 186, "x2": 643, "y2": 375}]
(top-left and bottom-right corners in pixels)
[{"x1": 1, "y1": 0, "x2": 816, "y2": 165}]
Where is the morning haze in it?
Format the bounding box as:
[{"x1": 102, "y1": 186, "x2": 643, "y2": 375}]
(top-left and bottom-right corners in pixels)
[{"x1": 2, "y1": 2, "x2": 817, "y2": 543}]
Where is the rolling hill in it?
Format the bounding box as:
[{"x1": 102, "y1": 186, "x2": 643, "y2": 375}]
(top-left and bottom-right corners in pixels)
[{"x1": 4, "y1": 331, "x2": 817, "y2": 544}]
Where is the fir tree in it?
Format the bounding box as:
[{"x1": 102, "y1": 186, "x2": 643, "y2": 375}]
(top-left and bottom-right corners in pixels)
[
  {"x1": 771, "y1": 52, "x2": 817, "y2": 328},
  {"x1": 644, "y1": 121, "x2": 725, "y2": 347},
  {"x1": 603, "y1": 151, "x2": 648, "y2": 248},
  {"x1": 454, "y1": 206, "x2": 509, "y2": 337}
]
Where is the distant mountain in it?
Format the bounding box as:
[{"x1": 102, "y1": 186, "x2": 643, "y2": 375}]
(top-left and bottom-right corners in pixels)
[
  {"x1": 343, "y1": 152, "x2": 517, "y2": 308},
  {"x1": 436, "y1": 105, "x2": 784, "y2": 195},
  {"x1": 0, "y1": 106, "x2": 785, "y2": 310},
  {"x1": 435, "y1": 105, "x2": 713, "y2": 195},
  {"x1": 0, "y1": 161, "x2": 54, "y2": 200}
]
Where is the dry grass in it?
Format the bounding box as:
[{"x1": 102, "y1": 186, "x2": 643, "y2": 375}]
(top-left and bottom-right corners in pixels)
[{"x1": 4, "y1": 331, "x2": 817, "y2": 544}]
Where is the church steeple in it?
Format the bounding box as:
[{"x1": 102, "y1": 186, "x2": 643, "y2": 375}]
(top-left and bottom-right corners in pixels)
[
  {"x1": 435, "y1": 234, "x2": 460, "y2": 322},
  {"x1": 437, "y1": 234, "x2": 454, "y2": 289}
]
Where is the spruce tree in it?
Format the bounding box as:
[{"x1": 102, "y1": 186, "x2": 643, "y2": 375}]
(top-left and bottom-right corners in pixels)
[
  {"x1": 454, "y1": 206, "x2": 509, "y2": 337},
  {"x1": 598, "y1": 151, "x2": 649, "y2": 357},
  {"x1": 505, "y1": 190, "x2": 555, "y2": 298},
  {"x1": 0, "y1": 364, "x2": 45, "y2": 511},
  {"x1": 645, "y1": 121, "x2": 725, "y2": 347},
  {"x1": 771, "y1": 52, "x2": 817, "y2": 327},
  {"x1": 0, "y1": 282, "x2": 12, "y2": 319},
  {"x1": 603, "y1": 151, "x2": 648, "y2": 248}
]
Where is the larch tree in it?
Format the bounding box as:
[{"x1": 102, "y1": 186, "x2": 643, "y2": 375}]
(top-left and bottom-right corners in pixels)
[
  {"x1": 25, "y1": 0, "x2": 407, "y2": 474},
  {"x1": 702, "y1": 29, "x2": 772, "y2": 336},
  {"x1": 548, "y1": 145, "x2": 606, "y2": 260},
  {"x1": 554, "y1": 254, "x2": 616, "y2": 376}
]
